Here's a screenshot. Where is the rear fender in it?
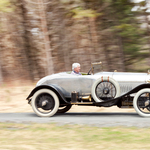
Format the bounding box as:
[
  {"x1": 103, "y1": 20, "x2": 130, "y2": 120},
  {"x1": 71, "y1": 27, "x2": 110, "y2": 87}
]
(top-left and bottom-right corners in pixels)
[{"x1": 26, "y1": 85, "x2": 69, "y2": 104}]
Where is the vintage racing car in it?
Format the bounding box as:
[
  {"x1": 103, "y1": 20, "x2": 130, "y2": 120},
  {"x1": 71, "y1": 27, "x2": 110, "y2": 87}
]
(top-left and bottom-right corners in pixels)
[{"x1": 26, "y1": 62, "x2": 150, "y2": 117}]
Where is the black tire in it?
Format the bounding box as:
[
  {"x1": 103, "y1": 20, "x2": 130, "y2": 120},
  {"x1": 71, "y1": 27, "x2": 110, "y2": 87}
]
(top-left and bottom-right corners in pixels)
[
  {"x1": 133, "y1": 88, "x2": 150, "y2": 117},
  {"x1": 91, "y1": 76, "x2": 120, "y2": 102},
  {"x1": 31, "y1": 89, "x2": 59, "y2": 117},
  {"x1": 57, "y1": 105, "x2": 72, "y2": 113}
]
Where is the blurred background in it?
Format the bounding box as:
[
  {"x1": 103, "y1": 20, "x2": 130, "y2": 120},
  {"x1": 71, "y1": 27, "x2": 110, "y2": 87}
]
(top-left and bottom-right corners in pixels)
[
  {"x1": 0, "y1": 0, "x2": 150, "y2": 84},
  {"x1": 0, "y1": 3, "x2": 149, "y2": 148}
]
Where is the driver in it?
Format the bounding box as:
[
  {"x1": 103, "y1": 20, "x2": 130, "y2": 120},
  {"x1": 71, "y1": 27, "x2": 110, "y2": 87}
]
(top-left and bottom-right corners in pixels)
[{"x1": 71, "y1": 63, "x2": 82, "y2": 75}]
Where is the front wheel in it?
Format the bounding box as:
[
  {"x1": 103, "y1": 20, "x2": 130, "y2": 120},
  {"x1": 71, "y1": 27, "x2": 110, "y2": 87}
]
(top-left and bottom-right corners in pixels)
[
  {"x1": 133, "y1": 88, "x2": 150, "y2": 117},
  {"x1": 31, "y1": 89, "x2": 59, "y2": 117}
]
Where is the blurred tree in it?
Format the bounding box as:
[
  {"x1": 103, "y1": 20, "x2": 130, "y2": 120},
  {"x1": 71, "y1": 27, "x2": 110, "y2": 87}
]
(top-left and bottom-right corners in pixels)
[
  {"x1": 0, "y1": 0, "x2": 149, "y2": 83},
  {"x1": 0, "y1": 0, "x2": 12, "y2": 12},
  {"x1": 111, "y1": 0, "x2": 142, "y2": 70},
  {"x1": 0, "y1": 0, "x2": 12, "y2": 84},
  {"x1": 134, "y1": 0, "x2": 150, "y2": 67},
  {"x1": 84, "y1": 0, "x2": 144, "y2": 71},
  {"x1": 38, "y1": 0, "x2": 54, "y2": 75},
  {"x1": 19, "y1": 0, "x2": 35, "y2": 81}
]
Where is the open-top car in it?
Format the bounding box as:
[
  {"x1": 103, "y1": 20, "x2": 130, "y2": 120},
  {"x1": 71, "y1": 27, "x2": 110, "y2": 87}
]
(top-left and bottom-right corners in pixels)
[{"x1": 26, "y1": 62, "x2": 150, "y2": 117}]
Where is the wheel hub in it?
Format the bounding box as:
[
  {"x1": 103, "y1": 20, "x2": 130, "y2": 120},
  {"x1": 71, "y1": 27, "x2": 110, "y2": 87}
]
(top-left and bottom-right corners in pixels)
[
  {"x1": 145, "y1": 100, "x2": 150, "y2": 107},
  {"x1": 42, "y1": 100, "x2": 48, "y2": 107},
  {"x1": 103, "y1": 87, "x2": 109, "y2": 95},
  {"x1": 38, "y1": 97, "x2": 54, "y2": 110}
]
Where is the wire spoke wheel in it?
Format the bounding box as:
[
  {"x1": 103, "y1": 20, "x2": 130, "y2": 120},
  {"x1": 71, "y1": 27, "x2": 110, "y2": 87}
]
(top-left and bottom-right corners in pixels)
[
  {"x1": 96, "y1": 81, "x2": 116, "y2": 101},
  {"x1": 133, "y1": 88, "x2": 150, "y2": 117},
  {"x1": 91, "y1": 76, "x2": 120, "y2": 102},
  {"x1": 136, "y1": 93, "x2": 150, "y2": 114}
]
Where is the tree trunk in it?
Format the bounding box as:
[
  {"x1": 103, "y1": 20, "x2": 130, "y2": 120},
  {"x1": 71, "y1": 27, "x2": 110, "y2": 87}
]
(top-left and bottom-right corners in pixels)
[
  {"x1": 0, "y1": 53, "x2": 3, "y2": 85},
  {"x1": 116, "y1": 35, "x2": 126, "y2": 71},
  {"x1": 0, "y1": 13, "x2": 3, "y2": 85},
  {"x1": 20, "y1": 0, "x2": 34, "y2": 81},
  {"x1": 87, "y1": 17, "x2": 97, "y2": 62},
  {"x1": 38, "y1": 0, "x2": 54, "y2": 75},
  {"x1": 145, "y1": 13, "x2": 150, "y2": 66}
]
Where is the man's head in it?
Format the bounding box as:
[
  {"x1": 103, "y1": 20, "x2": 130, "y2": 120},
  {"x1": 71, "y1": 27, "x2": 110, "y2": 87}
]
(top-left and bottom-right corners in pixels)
[{"x1": 72, "y1": 63, "x2": 81, "y2": 73}]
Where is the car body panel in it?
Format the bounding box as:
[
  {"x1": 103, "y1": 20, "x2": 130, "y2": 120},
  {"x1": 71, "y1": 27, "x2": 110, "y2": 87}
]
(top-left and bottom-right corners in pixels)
[{"x1": 34, "y1": 71, "x2": 150, "y2": 98}]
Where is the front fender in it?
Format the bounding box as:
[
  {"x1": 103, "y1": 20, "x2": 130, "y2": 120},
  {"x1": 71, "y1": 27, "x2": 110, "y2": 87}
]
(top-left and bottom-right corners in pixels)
[{"x1": 26, "y1": 85, "x2": 69, "y2": 104}]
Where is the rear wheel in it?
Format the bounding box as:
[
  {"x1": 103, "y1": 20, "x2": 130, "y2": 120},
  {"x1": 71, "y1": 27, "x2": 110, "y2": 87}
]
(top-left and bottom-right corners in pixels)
[
  {"x1": 31, "y1": 89, "x2": 59, "y2": 117},
  {"x1": 133, "y1": 88, "x2": 150, "y2": 117},
  {"x1": 57, "y1": 105, "x2": 72, "y2": 113}
]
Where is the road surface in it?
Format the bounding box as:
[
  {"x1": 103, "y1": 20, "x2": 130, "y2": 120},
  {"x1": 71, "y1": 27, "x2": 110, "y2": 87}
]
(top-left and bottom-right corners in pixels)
[{"x1": 0, "y1": 112, "x2": 150, "y2": 127}]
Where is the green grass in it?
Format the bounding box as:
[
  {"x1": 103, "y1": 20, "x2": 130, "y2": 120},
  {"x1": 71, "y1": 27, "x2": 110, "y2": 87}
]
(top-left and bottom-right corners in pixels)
[{"x1": 0, "y1": 123, "x2": 150, "y2": 150}]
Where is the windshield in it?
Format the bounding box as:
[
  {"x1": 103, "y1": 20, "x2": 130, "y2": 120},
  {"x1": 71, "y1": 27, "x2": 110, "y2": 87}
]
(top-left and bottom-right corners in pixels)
[{"x1": 91, "y1": 62, "x2": 103, "y2": 74}]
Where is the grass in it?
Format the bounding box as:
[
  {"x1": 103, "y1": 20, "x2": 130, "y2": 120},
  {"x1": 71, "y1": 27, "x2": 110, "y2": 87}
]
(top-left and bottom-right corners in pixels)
[{"x1": 0, "y1": 123, "x2": 150, "y2": 150}]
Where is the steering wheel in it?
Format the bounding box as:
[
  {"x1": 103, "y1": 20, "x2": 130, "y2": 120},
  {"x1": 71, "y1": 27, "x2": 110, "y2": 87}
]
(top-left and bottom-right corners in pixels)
[{"x1": 87, "y1": 67, "x2": 92, "y2": 75}]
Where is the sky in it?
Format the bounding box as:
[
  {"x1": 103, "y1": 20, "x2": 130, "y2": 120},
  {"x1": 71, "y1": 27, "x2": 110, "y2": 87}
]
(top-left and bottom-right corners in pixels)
[
  {"x1": 132, "y1": 0, "x2": 145, "y2": 3},
  {"x1": 131, "y1": 0, "x2": 150, "y2": 12}
]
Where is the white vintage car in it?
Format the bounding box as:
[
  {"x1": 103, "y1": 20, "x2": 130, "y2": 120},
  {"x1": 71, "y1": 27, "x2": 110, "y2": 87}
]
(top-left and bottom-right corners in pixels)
[{"x1": 27, "y1": 62, "x2": 150, "y2": 117}]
